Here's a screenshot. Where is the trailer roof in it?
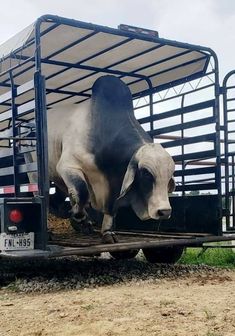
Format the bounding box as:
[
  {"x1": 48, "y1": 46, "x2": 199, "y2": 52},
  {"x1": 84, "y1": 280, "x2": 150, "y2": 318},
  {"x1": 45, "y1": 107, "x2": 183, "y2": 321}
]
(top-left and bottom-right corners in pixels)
[{"x1": 0, "y1": 15, "x2": 212, "y2": 105}]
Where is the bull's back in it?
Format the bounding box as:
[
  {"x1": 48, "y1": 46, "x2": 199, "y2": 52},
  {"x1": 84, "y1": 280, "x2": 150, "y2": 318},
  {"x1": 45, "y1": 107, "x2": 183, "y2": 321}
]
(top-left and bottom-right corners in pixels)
[{"x1": 47, "y1": 102, "x2": 91, "y2": 180}]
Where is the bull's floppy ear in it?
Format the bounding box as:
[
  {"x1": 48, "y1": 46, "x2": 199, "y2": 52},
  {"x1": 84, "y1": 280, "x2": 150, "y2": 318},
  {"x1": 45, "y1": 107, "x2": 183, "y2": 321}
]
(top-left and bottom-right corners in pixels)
[
  {"x1": 168, "y1": 177, "x2": 176, "y2": 193},
  {"x1": 118, "y1": 159, "x2": 137, "y2": 199}
]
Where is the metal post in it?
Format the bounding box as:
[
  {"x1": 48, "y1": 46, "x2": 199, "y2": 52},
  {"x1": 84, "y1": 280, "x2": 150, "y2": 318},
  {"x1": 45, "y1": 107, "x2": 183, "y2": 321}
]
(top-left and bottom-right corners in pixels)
[
  {"x1": 9, "y1": 70, "x2": 18, "y2": 197},
  {"x1": 181, "y1": 94, "x2": 185, "y2": 196},
  {"x1": 34, "y1": 18, "x2": 49, "y2": 249}
]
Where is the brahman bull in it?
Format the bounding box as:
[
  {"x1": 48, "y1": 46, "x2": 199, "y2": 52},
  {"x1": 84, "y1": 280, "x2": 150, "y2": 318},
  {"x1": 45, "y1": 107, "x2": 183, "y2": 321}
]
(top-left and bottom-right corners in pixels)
[{"x1": 47, "y1": 75, "x2": 175, "y2": 243}]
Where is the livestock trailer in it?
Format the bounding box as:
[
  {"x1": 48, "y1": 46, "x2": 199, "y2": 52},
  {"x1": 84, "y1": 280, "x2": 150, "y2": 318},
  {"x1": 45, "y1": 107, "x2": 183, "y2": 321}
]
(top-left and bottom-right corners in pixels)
[{"x1": 0, "y1": 14, "x2": 235, "y2": 262}]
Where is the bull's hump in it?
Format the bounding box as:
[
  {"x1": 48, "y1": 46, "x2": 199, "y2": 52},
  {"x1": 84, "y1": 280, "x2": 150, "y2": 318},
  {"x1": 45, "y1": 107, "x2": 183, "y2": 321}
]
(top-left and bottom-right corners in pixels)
[{"x1": 91, "y1": 76, "x2": 133, "y2": 115}]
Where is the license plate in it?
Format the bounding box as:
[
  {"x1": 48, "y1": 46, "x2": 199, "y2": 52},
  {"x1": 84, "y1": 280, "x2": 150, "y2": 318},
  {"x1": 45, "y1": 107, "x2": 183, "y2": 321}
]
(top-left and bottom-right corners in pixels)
[{"x1": 0, "y1": 232, "x2": 34, "y2": 251}]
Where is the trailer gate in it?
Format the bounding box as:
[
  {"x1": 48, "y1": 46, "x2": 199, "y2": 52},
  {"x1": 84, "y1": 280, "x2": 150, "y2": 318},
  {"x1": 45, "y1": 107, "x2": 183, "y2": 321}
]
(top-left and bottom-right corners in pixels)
[
  {"x1": 222, "y1": 70, "x2": 235, "y2": 232},
  {"x1": 0, "y1": 14, "x2": 234, "y2": 259}
]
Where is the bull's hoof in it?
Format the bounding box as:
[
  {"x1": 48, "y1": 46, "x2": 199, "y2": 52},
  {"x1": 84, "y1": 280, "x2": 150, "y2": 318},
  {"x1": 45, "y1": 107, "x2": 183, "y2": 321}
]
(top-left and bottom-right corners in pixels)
[
  {"x1": 70, "y1": 215, "x2": 95, "y2": 235},
  {"x1": 81, "y1": 220, "x2": 95, "y2": 235},
  {"x1": 102, "y1": 231, "x2": 119, "y2": 244}
]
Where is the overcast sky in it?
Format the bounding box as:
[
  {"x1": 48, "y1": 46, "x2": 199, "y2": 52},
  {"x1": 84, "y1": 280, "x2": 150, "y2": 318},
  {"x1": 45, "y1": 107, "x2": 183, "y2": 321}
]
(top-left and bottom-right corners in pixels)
[{"x1": 0, "y1": 0, "x2": 234, "y2": 81}]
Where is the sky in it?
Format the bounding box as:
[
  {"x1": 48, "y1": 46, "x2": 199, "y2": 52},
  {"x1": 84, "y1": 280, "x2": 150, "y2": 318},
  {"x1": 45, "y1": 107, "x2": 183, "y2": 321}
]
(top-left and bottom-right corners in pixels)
[{"x1": 0, "y1": 0, "x2": 234, "y2": 80}]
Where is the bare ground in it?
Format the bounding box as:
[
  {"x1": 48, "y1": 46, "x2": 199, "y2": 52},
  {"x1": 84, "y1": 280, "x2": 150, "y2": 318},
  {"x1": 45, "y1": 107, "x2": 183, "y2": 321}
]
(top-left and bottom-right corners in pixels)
[{"x1": 0, "y1": 269, "x2": 235, "y2": 336}]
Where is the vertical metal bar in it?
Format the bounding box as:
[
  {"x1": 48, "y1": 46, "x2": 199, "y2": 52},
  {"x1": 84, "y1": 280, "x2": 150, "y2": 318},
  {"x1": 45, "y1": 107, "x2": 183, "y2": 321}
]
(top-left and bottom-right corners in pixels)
[
  {"x1": 149, "y1": 93, "x2": 154, "y2": 134},
  {"x1": 211, "y1": 53, "x2": 223, "y2": 234},
  {"x1": 181, "y1": 94, "x2": 185, "y2": 196},
  {"x1": 146, "y1": 78, "x2": 154, "y2": 137},
  {"x1": 9, "y1": 70, "x2": 18, "y2": 197},
  {"x1": 34, "y1": 18, "x2": 49, "y2": 249},
  {"x1": 232, "y1": 155, "x2": 235, "y2": 229},
  {"x1": 222, "y1": 82, "x2": 230, "y2": 230}
]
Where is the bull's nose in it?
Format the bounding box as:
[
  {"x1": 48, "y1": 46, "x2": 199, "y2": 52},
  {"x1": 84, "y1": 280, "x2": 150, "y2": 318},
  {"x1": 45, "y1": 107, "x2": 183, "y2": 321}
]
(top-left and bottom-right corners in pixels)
[{"x1": 157, "y1": 209, "x2": 172, "y2": 219}]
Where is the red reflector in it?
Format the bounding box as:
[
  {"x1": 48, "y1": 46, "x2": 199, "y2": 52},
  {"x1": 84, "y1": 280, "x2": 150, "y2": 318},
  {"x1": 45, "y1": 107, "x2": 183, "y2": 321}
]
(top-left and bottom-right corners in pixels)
[{"x1": 9, "y1": 209, "x2": 23, "y2": 223}]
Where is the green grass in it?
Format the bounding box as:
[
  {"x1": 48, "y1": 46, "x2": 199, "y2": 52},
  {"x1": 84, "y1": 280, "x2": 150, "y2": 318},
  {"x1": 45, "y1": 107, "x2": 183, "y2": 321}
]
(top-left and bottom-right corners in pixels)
[{"x1": 179, "y1": 247, "x2": 235, "y2": 268}]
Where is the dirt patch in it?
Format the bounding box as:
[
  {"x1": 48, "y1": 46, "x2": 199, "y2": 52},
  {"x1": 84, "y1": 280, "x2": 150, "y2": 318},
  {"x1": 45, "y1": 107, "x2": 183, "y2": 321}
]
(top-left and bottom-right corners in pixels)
[{"x1": 0, "y1": 270, "x2": 235, "y2": 336}]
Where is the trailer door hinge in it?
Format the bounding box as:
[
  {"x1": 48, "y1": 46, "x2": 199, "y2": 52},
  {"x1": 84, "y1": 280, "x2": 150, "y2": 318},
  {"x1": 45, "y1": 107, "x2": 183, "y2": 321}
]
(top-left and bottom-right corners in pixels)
[{"x1": 219, "y1": 86, "x2": 226, "y2": 95}]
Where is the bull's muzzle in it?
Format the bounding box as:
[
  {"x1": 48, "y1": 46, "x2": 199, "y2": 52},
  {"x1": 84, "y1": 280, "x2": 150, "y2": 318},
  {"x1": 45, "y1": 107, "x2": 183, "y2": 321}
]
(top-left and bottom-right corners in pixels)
[{"x1": 157, "y1": 208, "x2": 172, "y2": 219}]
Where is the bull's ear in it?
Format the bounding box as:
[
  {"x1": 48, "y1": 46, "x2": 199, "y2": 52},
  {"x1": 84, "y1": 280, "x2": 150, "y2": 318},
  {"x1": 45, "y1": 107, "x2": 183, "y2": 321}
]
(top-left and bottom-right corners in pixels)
[
  {"x1": 168, "y1": 177, "x2": 176, "y2": 193},
  {"x1": 118, "y1": 159, "x2": 137, "y2": 199}
]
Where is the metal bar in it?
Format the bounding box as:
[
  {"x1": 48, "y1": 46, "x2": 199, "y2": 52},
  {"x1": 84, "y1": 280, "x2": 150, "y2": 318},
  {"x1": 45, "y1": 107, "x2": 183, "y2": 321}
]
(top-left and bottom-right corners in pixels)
[
  {"x1": 175, "y1": 160, "x2": 216, "y2": 166},
  {"x1": 78, "y1": 70, "x2": 214, "y2": 104},
  {"x1": 174, "y1": 166, "x2": 216, "y2": 177},
  {"x1": 47, "y1": 95, "x2": 88, "y2": 107},
  {"x1": 136, "y1": 82, "x2": 215, "y2": 109},
  {"x1": 232, "y1": 155, "x2": 235, "y2": 228},
  {"x1": 42, "y1": 39, "x2": 163, "y2": 94},
  {"x1": 150, "y1": 116, "x2": 215, "y2": 136},
  {"x1": 127, "y1": 56, "x2": 208, "y2": 86},
  {"x1": 223, "y1": 84, "x2": 230, "y2": 229},
  {"x1": 49, "y1": 45, "x2": 186, "y2": 94},
  {"x1": 34, "y1": 20, "x2": 48, "y2": 250},
  {"x1": 41, "y1": 57, "x2": 148, "y2": 82},
  {"x1": 0, "y1": 146, "x2": 35, "y2": 159},
  {"x1": 45, "y1": 30, "x2": 98, "y2": 60},
  {"x1": 131, "y1": 49, "x2": 193, "y2": 74},
  {"x1": 46, "y1": 88, "x2": 90, "y2": 98},
  {"x1": 0, "y1": 22, "x2": 60, "y2": 84},
  {"x1": 102, "y1": 43, "x2": 165, "y2": 69},
  {"x1": 132, "y1": 70, "x2": 209, "y2": 98},
  {"x1": 9, "y1": 71, "x2": 18, "y2": 197},
  {"x1": 38, "y1": 31, "x2": 102, "y2": 82},
  {"x1": 173, "y1": 149, "x2": 216, "y2": 162},
  {"x1": 180, "y1": 94, "x2": 186, "y2": 196},
  {"x1": 0, "y1": 55, "x2": 35, "y2": 82},
  {"x1": 175, "y1": 183, "x2": 217, "y2": 191},
  {"x1": 212, "y1": 53, "x2": 222, "y2": 206},
  {"x1": 181, "y1": 177, "x2": 215, "y2": 184},
  {"x1": 45, "y1": 234, "x2": 235, "y2": 257},
  {"x1": 162, "y1": 133, "x2": 215, "y2": 149},
  {"x1": 226, "y1": 109, "x2": 235, "y2": 112},
  {"x1": 0, "y1": 162, "x2": 37, "y2": 176},
  {"x1": 138, "y1": 100, "x2": 215, "y2": 124},
  {"x1": 115, "y1": 230, "x2": 211, "y2": 237}
]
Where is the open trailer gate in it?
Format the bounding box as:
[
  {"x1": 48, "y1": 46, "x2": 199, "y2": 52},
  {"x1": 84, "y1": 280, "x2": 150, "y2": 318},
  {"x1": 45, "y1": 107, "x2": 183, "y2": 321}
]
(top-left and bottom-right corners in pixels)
[
  {"x1": 222, "y1": 70, "x2": 235, "y2": 233},
  {"x1": 0, "y1": 14, "x2": 234, "y2": 260}
]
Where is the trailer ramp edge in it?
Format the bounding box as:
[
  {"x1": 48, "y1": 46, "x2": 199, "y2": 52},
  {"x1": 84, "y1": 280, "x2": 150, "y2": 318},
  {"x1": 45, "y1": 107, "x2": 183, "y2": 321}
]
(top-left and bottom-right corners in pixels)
[{"x1": 1, "y1": 233, "x2": 235, "y2": 259}]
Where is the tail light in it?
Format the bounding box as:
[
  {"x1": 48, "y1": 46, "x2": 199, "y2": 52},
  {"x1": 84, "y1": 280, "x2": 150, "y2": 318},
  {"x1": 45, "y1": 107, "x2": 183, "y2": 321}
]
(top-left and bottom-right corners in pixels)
[{"x1": 9, "y1": 209, "x2": 23, "y2": 223}]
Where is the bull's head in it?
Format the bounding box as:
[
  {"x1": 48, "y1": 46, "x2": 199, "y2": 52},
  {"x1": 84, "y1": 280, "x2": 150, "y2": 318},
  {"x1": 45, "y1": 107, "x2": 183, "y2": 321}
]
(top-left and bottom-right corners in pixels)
[{"x1": 117, "y1": 143, "x2": 175, "y2": 220}]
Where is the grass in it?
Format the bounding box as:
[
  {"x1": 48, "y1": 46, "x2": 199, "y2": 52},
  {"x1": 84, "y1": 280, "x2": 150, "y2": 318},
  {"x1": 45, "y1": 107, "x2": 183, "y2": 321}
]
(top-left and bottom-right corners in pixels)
[{"x1": 179, "y1": 246, "x2": 235, "y2": 268}]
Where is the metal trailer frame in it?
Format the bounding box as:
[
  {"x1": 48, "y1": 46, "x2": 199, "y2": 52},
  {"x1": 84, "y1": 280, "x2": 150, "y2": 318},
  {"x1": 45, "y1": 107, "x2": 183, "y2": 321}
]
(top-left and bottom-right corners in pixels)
[
  {"x1": 222, "y1": 70, "x2": 235, "y2": 233},
  {"x1": 0, "y1": 14, "x2": 235, "y2": 259}
]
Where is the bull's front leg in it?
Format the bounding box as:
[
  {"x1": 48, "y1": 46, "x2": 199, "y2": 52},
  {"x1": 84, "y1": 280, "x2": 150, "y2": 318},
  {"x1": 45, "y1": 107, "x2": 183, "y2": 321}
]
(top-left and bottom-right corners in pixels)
[
  {"x1": 101, "y1": 214, "x2": 118, "y2": 244},
  {"x1": 56, "y1": 161, "x2": 93, "y2": 234}
]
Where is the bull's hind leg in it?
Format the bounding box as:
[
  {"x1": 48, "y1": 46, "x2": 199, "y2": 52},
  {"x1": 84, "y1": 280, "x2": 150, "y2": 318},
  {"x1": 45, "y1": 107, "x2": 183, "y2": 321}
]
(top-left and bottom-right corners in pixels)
[
  {"x1": 56, "y1": 161, "x2": 93, "y2": 234},
  {"x1": 101, "y1": 214, "x2": 118, "y2": 244}
]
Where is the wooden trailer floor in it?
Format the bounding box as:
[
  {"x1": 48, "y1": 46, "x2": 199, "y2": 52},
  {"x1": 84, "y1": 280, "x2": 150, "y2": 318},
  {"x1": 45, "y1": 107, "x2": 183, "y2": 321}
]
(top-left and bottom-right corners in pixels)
[{"x1": 48, "y1": 230, "x2": 211, "y2": 248}]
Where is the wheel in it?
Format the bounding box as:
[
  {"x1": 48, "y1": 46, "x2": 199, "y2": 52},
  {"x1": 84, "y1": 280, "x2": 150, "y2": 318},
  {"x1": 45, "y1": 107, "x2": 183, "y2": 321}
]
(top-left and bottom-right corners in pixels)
[
  {"x1": 109, "y1": 249, "x2": 140, "y2": 260},
  {"x1": 142, "y1": 246, "x2": 184, "y2": 264}
]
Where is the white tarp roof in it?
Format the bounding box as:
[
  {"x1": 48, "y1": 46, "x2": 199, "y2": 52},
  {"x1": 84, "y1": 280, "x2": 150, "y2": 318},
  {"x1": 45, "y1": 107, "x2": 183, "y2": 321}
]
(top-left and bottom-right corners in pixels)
[{"x1": 0, "y1": 15, "x2": 211, "y2": 109}]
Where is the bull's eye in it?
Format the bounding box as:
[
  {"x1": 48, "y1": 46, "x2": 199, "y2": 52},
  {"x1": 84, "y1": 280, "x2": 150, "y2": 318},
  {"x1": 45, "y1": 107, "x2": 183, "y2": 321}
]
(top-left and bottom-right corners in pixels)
[{"x1": 139, "y1": 168, "x2": 154, "y2": 182}]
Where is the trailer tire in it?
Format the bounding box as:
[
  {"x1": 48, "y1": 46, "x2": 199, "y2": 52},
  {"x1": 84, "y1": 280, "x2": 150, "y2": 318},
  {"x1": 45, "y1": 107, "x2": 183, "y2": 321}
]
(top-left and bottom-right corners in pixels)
[
  {"x1": 109, "y1": 249, "x2": 139, "y2": 260},
  {"x1": 142, "y1": 246, "x2": 184, "y2": 264}
]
